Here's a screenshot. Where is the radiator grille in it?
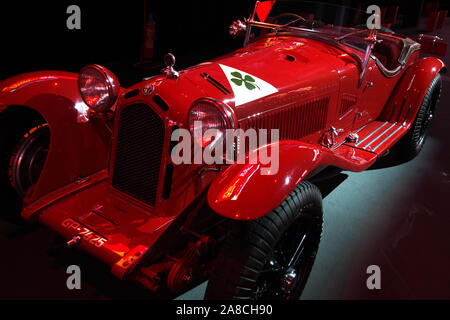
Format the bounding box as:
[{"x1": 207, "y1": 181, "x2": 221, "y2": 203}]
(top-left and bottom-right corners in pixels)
[
  {"x1": 112, "y1": 103, "x2": 165, "y2": 207},
  {"x1": 240, "y1": 96, "x2": 330, "y2": 140}
]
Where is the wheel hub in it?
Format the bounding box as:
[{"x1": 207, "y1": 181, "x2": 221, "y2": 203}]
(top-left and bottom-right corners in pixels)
[
  {"x1": 281, "y1": 267, "x2": 299, "y2": 295},
  {"x1": 254, "y1": 215, "x2": 320, "y2": 300}
]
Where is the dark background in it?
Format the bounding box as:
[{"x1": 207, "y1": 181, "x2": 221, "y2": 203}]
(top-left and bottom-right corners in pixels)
[
  {"x1": 0, "y1": 0, "x2": 447, "y2": 87},
  {"x1": 0, "y1": 0, "x2": 252, "y2": 86}
]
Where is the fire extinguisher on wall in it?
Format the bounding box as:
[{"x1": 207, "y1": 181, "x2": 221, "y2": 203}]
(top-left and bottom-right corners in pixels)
[{"x1": 142, "y1": 12, "x2": 155, "y2": 60}]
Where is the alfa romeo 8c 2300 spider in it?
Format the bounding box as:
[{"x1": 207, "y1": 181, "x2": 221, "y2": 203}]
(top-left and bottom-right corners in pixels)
[{"x1": 0, "y1": 1, "x2": 446, "y2": 299}]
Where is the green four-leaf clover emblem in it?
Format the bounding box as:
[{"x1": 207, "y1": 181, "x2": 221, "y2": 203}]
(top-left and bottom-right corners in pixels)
[{"x1": 230, "y1": 72, "x2": 261, "y2": 91}]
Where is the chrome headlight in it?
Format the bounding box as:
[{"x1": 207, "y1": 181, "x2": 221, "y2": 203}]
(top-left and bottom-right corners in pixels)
[{"x1": 78, "y1": 64, "x2": 120, "y2": 113}]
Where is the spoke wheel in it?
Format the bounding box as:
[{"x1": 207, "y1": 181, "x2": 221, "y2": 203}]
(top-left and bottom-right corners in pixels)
[
  {"x1": 255, "y1": 210, "x2": 320, "y2": 300},
  {"x1": 205, "y1": 181, "x2": 323, "y2": 300}
]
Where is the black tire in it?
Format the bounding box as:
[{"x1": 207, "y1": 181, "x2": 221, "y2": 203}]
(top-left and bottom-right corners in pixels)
[
  {"x1": 397, "y1": 73, "x2": 442, "y2": 160},
  {"x1": 205, "y1": 181, "x2": 323, "y2": 300},
  {"x1": 0, "y1": 117, "x2": 49, "y2": 217}
]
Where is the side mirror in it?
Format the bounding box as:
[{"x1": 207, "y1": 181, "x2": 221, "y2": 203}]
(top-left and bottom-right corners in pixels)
[
  {"x1": 415, "y1": 34, "x2": 447, "y2": 56},
  {"x1": 229, "y1": 20, "x2": 247, "y2": 37}
]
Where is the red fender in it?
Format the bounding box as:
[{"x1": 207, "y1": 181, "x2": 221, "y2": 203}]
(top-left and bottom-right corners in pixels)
[
  {"x1": 380, "y1": 57, "x2": 446, "y2": 125},
  {"x1": 207, "y1": 140, "x2": 378, "y2": 220},
  {"x1": 0, "y1": 71, "x2": 112, "y2": 212}
]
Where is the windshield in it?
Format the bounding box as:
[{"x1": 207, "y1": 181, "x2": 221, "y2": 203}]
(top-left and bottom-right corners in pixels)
[
  {"x1": 246, "y1": 0, "x2": 380, "y2": 49},
  {"x1": 243, "y1": 0, "x2": 399, "y2": 86}
]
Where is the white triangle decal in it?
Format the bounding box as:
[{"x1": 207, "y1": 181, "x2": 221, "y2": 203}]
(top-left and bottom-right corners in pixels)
[{"x1": 219, "y1": 64, "x2": 278, "y2": 107}]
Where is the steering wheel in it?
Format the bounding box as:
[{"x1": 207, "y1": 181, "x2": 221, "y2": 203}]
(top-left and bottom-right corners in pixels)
[
  {"x1": 271, "y1": 13, "x2": 325, "y2": 30},
  {"x1": 271, "y1": 13, "x2": 306, "y2": 27}
]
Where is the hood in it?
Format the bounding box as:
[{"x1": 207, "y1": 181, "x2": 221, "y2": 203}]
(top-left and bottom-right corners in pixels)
[
  {"x1": 179, "y1": 35, "x2": 352, "y2": 120},
  {"x1": 122, "y1": 35, "x2": 355, "y2": 126}
]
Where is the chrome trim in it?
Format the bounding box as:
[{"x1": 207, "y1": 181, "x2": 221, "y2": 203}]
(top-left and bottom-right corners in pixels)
[
  {"x1": 359, "y1": 27, "x2": 378, "y2": 86},
  {"x1": 247, "y1": 20, "x2": 324, "y2": 36},
  {"x1": 372, "y1": 56, "x2": 403, "y2": 78},
  {"x1": 346, "y1": 132, "x2": 359, "y2": 144},
  {"x1": 355, "y1": 122, "x2": 388, "y2": 147},
  {"x1": 244, "y1": 21, "x2": 365, "y2": 72},
  {"x1": 398, "y1": 38, "x2": 421, "y2": 66},
  {"x1": 162, "y1": 53, "x2": 179, "y2": 79},
  {"x1": 79, "y1": 64, "x2": 120, "y2": 113},
  {"x1": 190, "y1": 97, "x2": 237, "y2": 130},
  {"x1": 320, "y1": 126, "x2": 341, "y2": 149},
  {"x1": 417, "y1": 34, "x2": 443, "y2": 41},
  {"x1": 364, "y1": 122, "x2": 397, "y2": 149},
  {"x1": 372, "y1": 124, "x2": 403, "y2": 151},
  {"x1": 371, "y1": 38, "x2": 420, "y2": 78}
]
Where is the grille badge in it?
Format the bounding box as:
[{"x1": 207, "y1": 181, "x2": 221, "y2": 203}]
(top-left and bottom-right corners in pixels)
[{"x1": 143, "y1": 83, "x2": 155, "y2": 96}]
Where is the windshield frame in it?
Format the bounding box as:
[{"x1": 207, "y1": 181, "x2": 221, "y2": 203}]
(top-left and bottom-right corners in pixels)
[
  {"x1": 243, "y1": 19, "x2": 365, "y2": 76},
  {"x1": 242, "y1": 1, "x2": 410, "y2": 85},
  {"x1": 244, "y1": 1, "x2": 377, "y2": 44}
]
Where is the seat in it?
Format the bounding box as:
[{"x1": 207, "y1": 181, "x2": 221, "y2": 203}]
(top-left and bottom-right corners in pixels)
[{"x1": 372, "y1": 38, "x2": 403, "y2": 70}]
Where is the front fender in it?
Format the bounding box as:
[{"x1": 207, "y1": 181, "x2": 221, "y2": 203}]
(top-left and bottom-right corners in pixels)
[
  {"x1": 208, "y1": 140, "x2": 377, "y2": 220},
  {"x1": 0, "y1": 71, "x2": 112, "y2": 206}
]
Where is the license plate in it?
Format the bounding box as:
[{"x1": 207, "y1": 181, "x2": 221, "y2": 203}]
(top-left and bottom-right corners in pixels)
[{"x1": 61, "y1": 218, "x2": 108, "y2": 248}]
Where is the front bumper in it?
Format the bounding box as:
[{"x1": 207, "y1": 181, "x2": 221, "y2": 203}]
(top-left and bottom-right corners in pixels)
[{"x1": 22, "y1": 170, "x2": 174, "y2": 279}]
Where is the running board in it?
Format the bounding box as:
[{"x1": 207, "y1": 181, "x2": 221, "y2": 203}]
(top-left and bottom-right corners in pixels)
[{"x1": 346, "y1": 121, "x2": 409, "y2": 155}]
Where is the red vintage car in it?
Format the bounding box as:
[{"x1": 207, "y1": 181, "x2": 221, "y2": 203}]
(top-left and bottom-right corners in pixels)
[{"x1": 0, "y1": 1, "x2": 446, "y2": 299}]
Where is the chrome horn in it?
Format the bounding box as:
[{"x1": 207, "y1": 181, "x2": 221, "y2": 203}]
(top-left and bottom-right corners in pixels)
[{"x1": 162, "y1": 53, "x2": 179, "y2": 79}]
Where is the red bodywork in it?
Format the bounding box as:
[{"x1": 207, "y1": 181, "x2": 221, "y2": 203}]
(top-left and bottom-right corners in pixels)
[{"x1": 0, "y1": 27, "x2": 446, "y2": 288}]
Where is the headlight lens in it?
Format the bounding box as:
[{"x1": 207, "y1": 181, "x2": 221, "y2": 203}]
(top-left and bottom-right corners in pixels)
[
  {"x1": 79, "y1": 65, "x2": 119, "y2": 113},
  {"x1": 188, "y1": 99, "x2": 232, "y2": 148}
]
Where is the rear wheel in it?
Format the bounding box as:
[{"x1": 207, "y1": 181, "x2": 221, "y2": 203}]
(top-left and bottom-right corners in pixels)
[
  {"x1": 205, "y1": 181, "x2": 323, "y2": 300},
  {"x1": 0, "y1": 118, "x2": 49, "y2": 216},
  {"x1": 397, "y1": 74, "x2": 442, "y2": 160}
]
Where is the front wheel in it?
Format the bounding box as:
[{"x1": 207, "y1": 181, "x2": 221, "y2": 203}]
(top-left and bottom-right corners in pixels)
[
  {"x1": 205, "y1": 181, "x2": 323, "y2": 300},
  {"x1": 0, "y1": 120, "x2": 49, "y2": 216}
]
